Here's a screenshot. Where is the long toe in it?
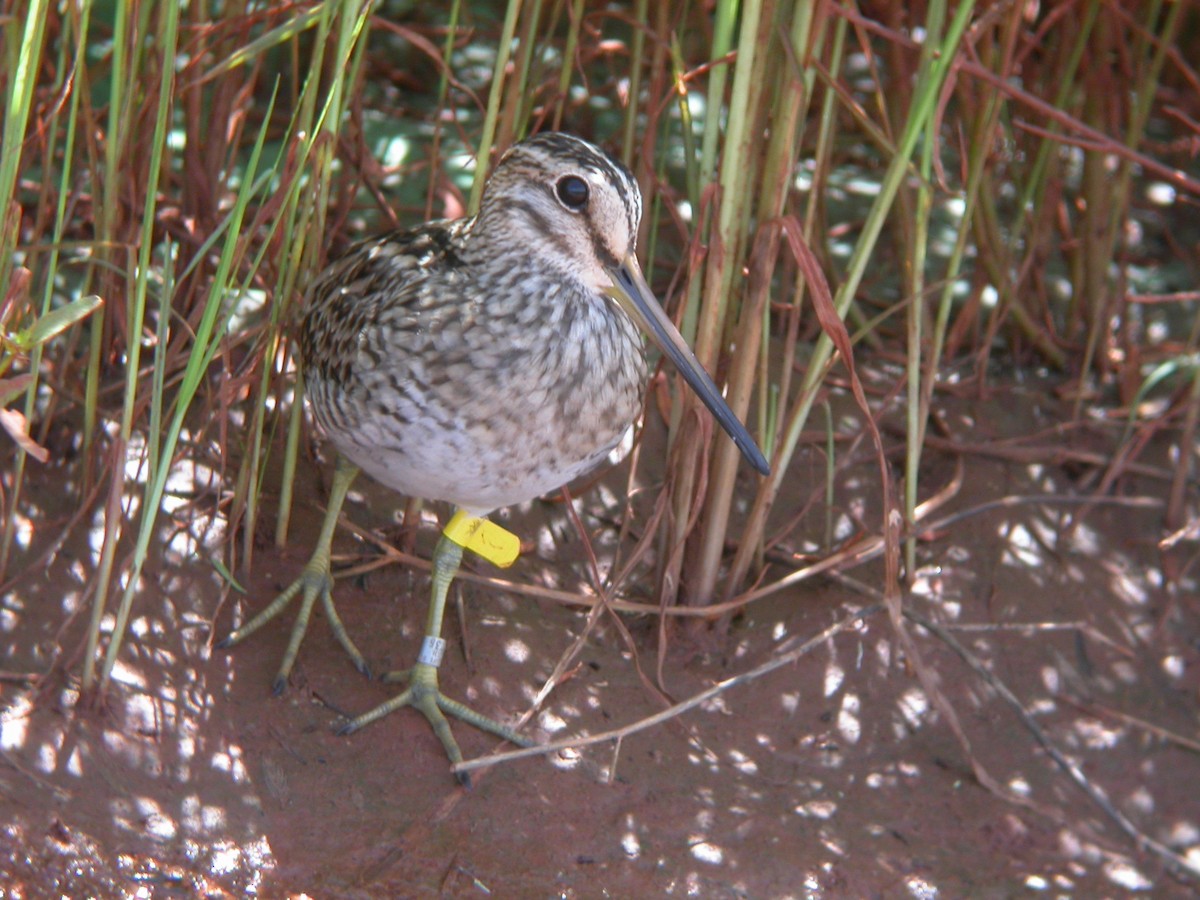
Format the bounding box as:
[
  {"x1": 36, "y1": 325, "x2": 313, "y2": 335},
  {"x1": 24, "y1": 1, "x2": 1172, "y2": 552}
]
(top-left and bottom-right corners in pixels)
[
  {"x1": 222, "y1": 557, "x2": 370, "y2": 692},
  {"x1": 336, "y1": 672, "x2": 533, "y2": 779}
]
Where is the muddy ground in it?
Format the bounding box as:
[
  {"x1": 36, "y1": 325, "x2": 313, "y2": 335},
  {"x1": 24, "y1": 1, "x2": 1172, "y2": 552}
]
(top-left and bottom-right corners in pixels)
[{"x1": 1, "y1": 379, "x2": 1198, "y2": 897}]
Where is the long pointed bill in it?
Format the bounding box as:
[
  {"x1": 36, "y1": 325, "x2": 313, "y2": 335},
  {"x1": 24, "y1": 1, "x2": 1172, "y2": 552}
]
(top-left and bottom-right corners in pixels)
[{"x1": 607, "y1": 253, "x2": 770, "y2": 476}]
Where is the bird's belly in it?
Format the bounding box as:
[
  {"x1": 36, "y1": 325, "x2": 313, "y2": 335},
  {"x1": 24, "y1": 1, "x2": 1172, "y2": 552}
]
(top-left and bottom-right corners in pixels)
[
  {"x1": 341, "y1": 421, "x2": 630, "y2": 515},
  {"x1": 309, "y1": 368, "x2": 642, "y2": 516}
]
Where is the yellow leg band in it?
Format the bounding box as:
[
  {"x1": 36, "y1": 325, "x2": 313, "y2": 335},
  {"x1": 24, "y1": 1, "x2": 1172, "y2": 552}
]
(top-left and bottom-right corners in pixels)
[{"x1": 442, "y1": 510, "x2": 521, "y2": 568}]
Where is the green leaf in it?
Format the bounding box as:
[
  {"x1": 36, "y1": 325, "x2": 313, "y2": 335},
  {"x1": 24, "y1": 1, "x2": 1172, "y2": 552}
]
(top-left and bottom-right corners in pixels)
[{"x1": 14, "y1": 294, "x2": 103, "y2": 351}]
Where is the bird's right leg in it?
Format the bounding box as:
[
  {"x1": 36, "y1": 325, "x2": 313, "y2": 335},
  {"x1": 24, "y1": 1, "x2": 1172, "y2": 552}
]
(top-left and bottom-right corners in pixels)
[
  {"x1": 219, "y1": 455, "x2": 368, "y2": 693},
  {"x1": 336, "y1": 513, "x2": 532, "y2": 785}
]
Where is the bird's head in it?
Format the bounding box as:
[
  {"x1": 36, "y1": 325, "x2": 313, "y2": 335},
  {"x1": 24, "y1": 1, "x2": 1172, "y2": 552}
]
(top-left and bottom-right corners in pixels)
[
  {"x1": 476, "y1": 132, "x2": 769, "y2": 477},
  {"x1": 478, "y1": 131, "x2": 642, "y2": 295}
]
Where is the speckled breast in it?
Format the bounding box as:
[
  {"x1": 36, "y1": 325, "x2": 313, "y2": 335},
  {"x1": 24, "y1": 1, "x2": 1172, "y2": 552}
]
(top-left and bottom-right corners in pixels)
[{"x1": 302, "y1": 269, "x2": 648, "y2": 516}]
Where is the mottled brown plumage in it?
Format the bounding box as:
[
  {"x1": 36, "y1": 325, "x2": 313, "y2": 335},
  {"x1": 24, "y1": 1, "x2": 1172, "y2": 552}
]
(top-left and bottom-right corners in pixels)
[
  {"x1": 300, "y1": 135, "x2": 648, "y2": 515},
  {"x1": 222, "y1": 133, "x2": 767, "y2": 781}
]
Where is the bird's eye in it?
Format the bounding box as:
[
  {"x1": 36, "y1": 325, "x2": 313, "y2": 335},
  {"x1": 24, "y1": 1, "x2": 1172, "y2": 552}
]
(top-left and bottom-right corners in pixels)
[{"x1": 555, "y1": 175, "x2": 589, "y2": 210}]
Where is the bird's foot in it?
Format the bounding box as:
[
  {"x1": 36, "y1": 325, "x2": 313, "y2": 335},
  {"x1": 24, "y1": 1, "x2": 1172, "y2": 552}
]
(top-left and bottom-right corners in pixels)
[
  {"x1": 218, "y1": 558, "x2": 369, "y2": 694},
  {"x1": 338, "y1": 662, "x2": 533, "y2": 786}
]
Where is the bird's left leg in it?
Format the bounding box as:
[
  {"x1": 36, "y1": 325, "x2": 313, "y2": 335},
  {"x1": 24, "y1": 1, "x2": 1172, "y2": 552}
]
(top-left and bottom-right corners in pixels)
[{"x1": 219, "y1": 455, "x2": 368, "y2": 692}]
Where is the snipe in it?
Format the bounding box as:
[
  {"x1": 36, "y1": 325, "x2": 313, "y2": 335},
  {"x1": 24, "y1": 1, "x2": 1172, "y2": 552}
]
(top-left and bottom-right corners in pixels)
[{"x1": 221, "y1": 132, "x2": 769, "y2": 783}]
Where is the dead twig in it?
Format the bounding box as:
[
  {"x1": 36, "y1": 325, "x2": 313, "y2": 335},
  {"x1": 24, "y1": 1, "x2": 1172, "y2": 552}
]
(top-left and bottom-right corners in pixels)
[
  {"x1": 1059, "y1": 698, "x2": 1200, "y2": 756},
  {"x1": 905, "y1": 606, "x2": 1200, "y2": 882},
  {"x1": 451, "y1": 602, "x2": 885, "y2": 776},
  {"x1": 327, "y1": 487, "x2": 1163, "y2": 621}
]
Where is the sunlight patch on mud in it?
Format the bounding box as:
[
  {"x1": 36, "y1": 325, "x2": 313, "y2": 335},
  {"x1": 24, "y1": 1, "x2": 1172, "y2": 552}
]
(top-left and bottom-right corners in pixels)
[
  {"x1": 1039, "y1": 664, "x2": 1061, "y2": 693},
  {"x1": 161, "y1": 456, "x2": 224, "y2": 554},
  {"x1": 535, "y1": 524, "x2": 558, "y2": 561},
  {"x1": 1067, "y1": 519, "x2": 1101, "y2": 555},
  {"x1": 181, "y1": 793, "x2": 230, "y2": 834},
  {"x1": 60, "y1": 743, "x2": 82, "y2": 777},
  {"x1": 538, "y1": 710, "x2": 568, "y2": 733},
  {"x1": 503, "y1": 637, "x2": 530, "y2": 663},
  {"x1": 1124, "y1": 785, "x2": 1154, "y2": 815},
  {"x1": 1167, "y1": 820, "x2": 1199, "y2": 848},
  {"x1": 896, "y1": 687, "x2": 928, "y2": 730},
  {"x1": 910, "y1": 564, "x2": 946, "y2": 599},
  {"x1": 1071, "y1": 717, "x2": 1123, "y2": 750},
  {"x1": 837, "y1": 693, "x2": 861, "y2": 743},
  {"x1": 110, "y1": 659, "x2": 149, "y2": 691},
  {"x1": 1103, "y1": 859, "x2": 1152, "y2": 890},
  {"x1": 699, "y1": 694, "x2": 732, "y2": 715},
  {"x1": 621, "y1": 829, "x2": 641, "y2": 859},
  {"x1": 688, "y1": 839, "x2": 724, "y2": 865},
  {"x1": 477, "y1": 675, "x2": 503, "y2": 699},
  {"x1": 211, "y1": 744, "x2": 249, "y2": 783},
  {"x1": 731, "y1": 636, "x2": 751, "y2": 660},
  {"x1": 832, "y1": 511, "x2": 856, "y2": 541},
  {"x1": 905, "y1": 875, "x2": 939, "y2": 898},
  {"x1": 794, "y1": 799, "x2": 837, "y2": 819},
  {"x1": 10, "y1": 509, "x2": 32, "y2": 550},
  {"x1": 548, "y1": 745, "x2": 582, "y2": 771},
  {"x1": 1000, "y1": 522, "x2": 1044, "y2": 569},
  {"x1": 208, "y1": 837, "x2": 273, "y2": 879},
  {"x1": 136, "y1": 796, "x2": 177, "y2": 840},
  {"x1": 35, "y1": 737, "x2": 59, "y2": 774},
  {"x1": 1111, "y1": 659, "x2": 1140, "y2": 684},
  {"x1": 874, "y1": 638, "x2": 891, "y2": 669},
  {"x1": 554, "y1": 701, "x2": 582, "y2": 720},
  {"x1": 726, "y1": 748, "x2": 757, "y2": 775},
  {"x1": 822, "y1": 661, "x2": 844, "y2": 697},
  {"x1": 1101, "y1": 557, "x2": 1151, "y2": 606},
  {"x1": 686, "y1": 744, "x2": 721, "y2": 772},
  {"x1": 865, "y1": 761, "x2": 920, "y2": 789},
  {"x1": 11, "y1": 670, "x2": 282, "y2": 891}
]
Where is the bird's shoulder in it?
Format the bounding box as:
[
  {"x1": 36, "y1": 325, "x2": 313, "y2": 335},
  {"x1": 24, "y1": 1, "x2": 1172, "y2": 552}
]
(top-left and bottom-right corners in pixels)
[
  {"x1": 310, "y1": 217, "x2": 473, "y2": 308},
  {"x1": 300, "y1": 218, "x2": 479, "y2": 370}
]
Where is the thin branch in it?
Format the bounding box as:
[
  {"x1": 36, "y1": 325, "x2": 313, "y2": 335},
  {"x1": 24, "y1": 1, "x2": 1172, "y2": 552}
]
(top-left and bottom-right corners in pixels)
[{"x1": 451, "y1": 603, "x2": 885, "y2": 775}]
